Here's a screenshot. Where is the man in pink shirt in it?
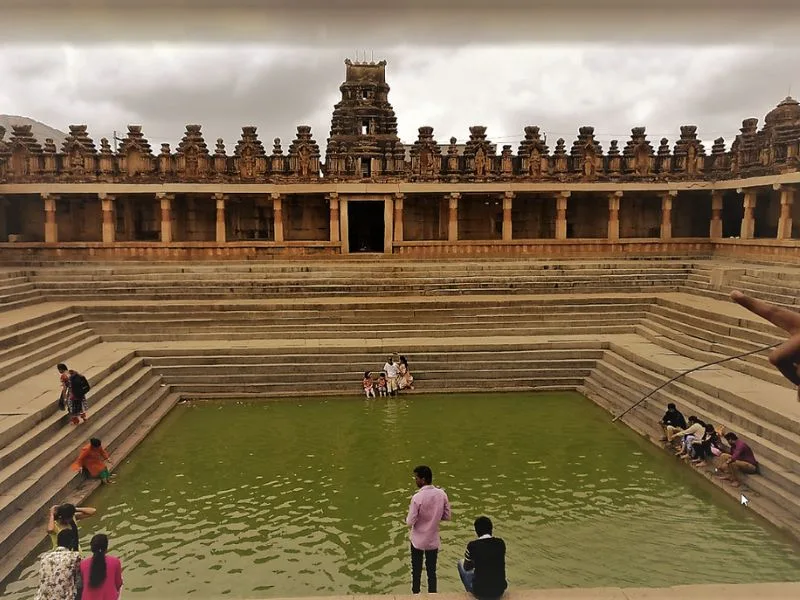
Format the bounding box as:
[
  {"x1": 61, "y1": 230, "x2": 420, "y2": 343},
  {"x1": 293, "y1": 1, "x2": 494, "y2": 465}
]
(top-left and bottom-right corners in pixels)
[{"x1": 406, "y1": 465, "x2": 451, "y2": 594}]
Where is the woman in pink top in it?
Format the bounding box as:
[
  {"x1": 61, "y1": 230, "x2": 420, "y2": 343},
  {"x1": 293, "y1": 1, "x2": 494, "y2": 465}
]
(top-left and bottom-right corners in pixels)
[{"x1": 80, "y1": 534, "x2": 123, "y2": 600}]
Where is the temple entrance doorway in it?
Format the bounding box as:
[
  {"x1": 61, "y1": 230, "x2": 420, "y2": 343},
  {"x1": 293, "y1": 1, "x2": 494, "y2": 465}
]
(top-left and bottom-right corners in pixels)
[{"x1": 348, "y1": 201, "x2": 385, "y2": 252}]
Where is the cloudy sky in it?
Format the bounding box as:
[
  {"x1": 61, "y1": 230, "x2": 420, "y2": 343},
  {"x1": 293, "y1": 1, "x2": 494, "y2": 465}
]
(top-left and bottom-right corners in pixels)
[{"x1": 2, "y1": 14, "x2": 800, "y2": 153}]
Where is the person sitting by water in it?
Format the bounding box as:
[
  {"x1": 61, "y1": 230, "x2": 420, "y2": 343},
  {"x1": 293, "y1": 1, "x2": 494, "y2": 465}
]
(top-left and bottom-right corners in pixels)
[
  {"x1": 72, "y1": 438, "x2": 114, "y2": 484},
  {"x1": 457, "y1": 516, "x2": 507, "y2": 599},
  {"x1": 34, "y1": 529, "x2": 81, "y2": 600},
  {"x1": 730, "y1": 290, "x2": 800, "y2": 400},
  {"x1": 48, "y1": 503, "x2": 96, "y2": 551},
  {"x1": 666, "y1": 415, "x2": 705, "y2": 456},
  {"x1": 715, "y1": 432, "x2": 759, "y2": 487},
  {"x1": 659, "y1": 403, "x2": 687, "y2": 441},
  {"x1": 363, "y1": 371, "x2": 376, "y2": 398},
  {"x1": 398, "y1": 355, "x2": 415, "y2": 391},
  {"x1": 80, "y1": 533, "x2": 123, "y2": 600},
  {"x1": 691, "y1": 423, "x2": 723, "y2": 466},
  {"x1": 377, "y1": 372, "x2": 388, "y2": 397}
]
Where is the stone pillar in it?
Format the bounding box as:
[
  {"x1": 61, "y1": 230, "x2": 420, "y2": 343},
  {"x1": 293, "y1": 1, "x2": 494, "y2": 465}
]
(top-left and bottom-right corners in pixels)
[
  {"x1": 393, "y1": 193, "x2": 404, "y2": 242},
  {"x1": 740, "y1": 190, "x2": 757, "y2": 239},
  {"x1": 502, "y1": 191, "x2": 513, "y2": 241},
  {"x1": 100, "y1": 193, "x2": 115, "y2": 244},
  {"x1": 607, "y1": 191, "x2": 622, "y2": 240},
  {"x1": 448, "y1": 192, "x2": 460, "y2": 242},
  {"x1": 215, "y1": 193, "x2": 227, "y2": 243},
  {"x1": 340, "y1": 198, "x2": 349, "y2": 253},
  {"x1": 660, "y1": 190, "x2": 677, "y2": 240},
  {"x1": 384, "y1": 196, "x2": 394, "y2": 254},
  {"x1": 328, "y1": 193, "x2": 340, "y2": 243},
  {"x1": 710, "y1": 191, "x2": 723, "y2": 239},
  {"x1": 777, "y1": 186, "x2": 795, "y2": 240},
  {"x1": 272, "y1": 193, "x2": 284, "y2": 242},
  {"x1": 43, "y1": 193, "x2": 58, "y2": 243},
  {"x1": 157, "y1": 193, "x2": 173, "y2": 243},
  {"x1": 556, "y1": 191, "x2": 570, "y2": 240}
]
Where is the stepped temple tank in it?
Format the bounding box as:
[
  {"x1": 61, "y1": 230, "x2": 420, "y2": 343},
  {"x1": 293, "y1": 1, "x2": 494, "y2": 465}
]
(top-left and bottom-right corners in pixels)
[
  {"x1": 1, "y1": 60, "x2": 800, "y2": 261},
  {"x1": 3, "y1": 392, "x2": 800, "y2": 599}
]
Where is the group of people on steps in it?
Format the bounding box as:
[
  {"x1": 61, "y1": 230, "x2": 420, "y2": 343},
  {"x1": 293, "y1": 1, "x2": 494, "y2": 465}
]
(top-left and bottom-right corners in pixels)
[{"x1": 35, "y1": 503, "x2": 122, "y2": 600}]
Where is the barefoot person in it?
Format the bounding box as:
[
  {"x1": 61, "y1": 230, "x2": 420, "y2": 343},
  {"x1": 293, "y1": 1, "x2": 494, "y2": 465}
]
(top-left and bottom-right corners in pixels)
[
  {"x1": 72, "y1": 438, "x2": 113, "y2": 484},
  {"x1": 730, "y1": 290, "x2": 800, "y2": 399},
  {"x1": 716, "y1": 432, "x2": 759, "y2": 487},
  {"x1": 406, "y1": 465, "x2": 451, "y2": 594}
]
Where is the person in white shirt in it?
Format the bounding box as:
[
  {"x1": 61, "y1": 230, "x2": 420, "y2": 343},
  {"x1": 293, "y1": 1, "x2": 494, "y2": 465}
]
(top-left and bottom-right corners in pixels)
[
  {"x1": 667, "y1": 415, "x2": 705, "y2": 457},
  {"x1": 384, "y1": 356, "x2": 400, "y2": 397}
]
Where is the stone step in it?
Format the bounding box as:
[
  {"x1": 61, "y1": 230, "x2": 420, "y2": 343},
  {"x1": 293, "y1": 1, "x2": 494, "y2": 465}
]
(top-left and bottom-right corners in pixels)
[
  {"x1": 585, "y1": 357, "x2": 800, "y2": 516},
  {"x1": 0, "y1": 296, "x2": 46, "y2": 314},
  {"x1": 167, "y1": 377, "x2": 587, "y2": 394},
  {"x1": 141, "y1": 348, "x2": 608, "y2": 366},
  {"x1": 85, "y1": 316, "x2": 639, "y2": 335},
  {"x1": 0, "y1": 384, "x2": 174, "y2": 585},
  {"x1": 0, "y1": 313, "x2": 82, "y2": 350},
  {"x1": 0, "y1": 330, "x2": 100, "y2": 393},
  {"x1": 160, "y1": 367, "x2": 594, "y2": 385},
  {"x1": 607, "y1": 342, "x2": 800, "y2": 439},
  {"x1": 598, "y1": 350, "x2": 800, "y2": 471},
  {"x1": 0, "y1": 321, "x2": 89, "y2": 366},
  {"x1": 0, "y1": 351, "x2": 141, "y2": 452},
  {"x1": 578, "y1": 378, "x2": 800, "y2": 539},
  {"x1": 81, "y1": 310, "x2": 650, "y2": 328},
  {"x1": 645, "y1": 308, "x2": 783, "y2": 350},
  {"x1": 98, "y1": 324, "x2": 637, "y2": 343},
  {"x1": 634, "y1": 323, "x2": 787, "y2": 389},
  {"x1": 0, "y1": 362, "x2": 155, "y2": 500}
]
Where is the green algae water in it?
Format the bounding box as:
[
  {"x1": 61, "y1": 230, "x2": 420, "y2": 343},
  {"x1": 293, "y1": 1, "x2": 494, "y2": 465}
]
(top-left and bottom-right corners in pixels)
[{"x1": 4, "y1": 392, "x2": 800, "y2": 599}]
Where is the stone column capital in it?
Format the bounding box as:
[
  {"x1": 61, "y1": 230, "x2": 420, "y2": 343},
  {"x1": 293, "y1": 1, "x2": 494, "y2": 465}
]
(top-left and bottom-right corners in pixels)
[
  {"x1": 503, "y1": 190, "x2": 515, "y2": 199},
  {"x1": 271, "y1": 192, "x2": 282, "y2": 201},
  {"x1": 558, "y1": 191, "x2": 571, "y2": 199},
  {"x1": 98, "y1": 192, "x2": 115, "y2": 201},
  {"x1": 214, "y1": 192, "x2": 228, "y2": 201}
]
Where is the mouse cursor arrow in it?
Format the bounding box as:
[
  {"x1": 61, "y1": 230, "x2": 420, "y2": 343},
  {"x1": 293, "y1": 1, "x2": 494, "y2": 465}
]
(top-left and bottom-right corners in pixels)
[{"x1": 740, "y1": 494, "x2": 749, "y2": 507}]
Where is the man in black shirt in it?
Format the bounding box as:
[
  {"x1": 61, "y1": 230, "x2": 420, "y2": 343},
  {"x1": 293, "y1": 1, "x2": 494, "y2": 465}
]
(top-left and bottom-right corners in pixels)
[
  {"x1": 659, "y1": 403, "x2": 687, "y2": 441},
  {"x1": 457, "y1": 516, "x2": 507, "y2": 599}
]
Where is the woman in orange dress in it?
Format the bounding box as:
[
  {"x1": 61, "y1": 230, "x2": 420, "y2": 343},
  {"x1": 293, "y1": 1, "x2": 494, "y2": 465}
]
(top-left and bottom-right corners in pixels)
[{"x1": 72, "y1": 438, "x2": 113, "y2": 484}]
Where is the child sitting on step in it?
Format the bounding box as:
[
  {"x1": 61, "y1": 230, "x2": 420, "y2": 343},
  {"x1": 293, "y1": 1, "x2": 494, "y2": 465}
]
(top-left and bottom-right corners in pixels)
[
  {"x1": 377, "y1": 372, "x2": 388, "y2": 397},
  {"x1": 363, "y1": 371, "x2": 376, "y2": 398}
]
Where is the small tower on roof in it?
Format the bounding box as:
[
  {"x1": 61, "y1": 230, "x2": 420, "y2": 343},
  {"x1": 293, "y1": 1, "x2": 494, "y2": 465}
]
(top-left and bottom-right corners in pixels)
[{"x1": 325, "y1": 58, "x2": 403, "y2": 179}]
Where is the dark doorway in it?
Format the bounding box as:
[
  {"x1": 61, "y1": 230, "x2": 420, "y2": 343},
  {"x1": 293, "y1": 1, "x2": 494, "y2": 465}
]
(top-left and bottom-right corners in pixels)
[{"x1": 348, "y1": 201, "x2": 385, "y2": 252}]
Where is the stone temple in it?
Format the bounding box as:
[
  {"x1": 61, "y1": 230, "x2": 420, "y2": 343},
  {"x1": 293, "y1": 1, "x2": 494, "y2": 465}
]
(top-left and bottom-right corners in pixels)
[
  {"x1": 0, "y1": 58, "x2": 799, "y2": 261},
  {"x1": 1, "y1": 59, "x2": 800, "y2": 598}
]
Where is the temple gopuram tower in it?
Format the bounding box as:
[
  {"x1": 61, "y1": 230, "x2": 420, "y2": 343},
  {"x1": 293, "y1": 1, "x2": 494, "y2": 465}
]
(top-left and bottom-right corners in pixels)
[{"x1": 324, "y1": 59, "x2": 405, "y2": 180}]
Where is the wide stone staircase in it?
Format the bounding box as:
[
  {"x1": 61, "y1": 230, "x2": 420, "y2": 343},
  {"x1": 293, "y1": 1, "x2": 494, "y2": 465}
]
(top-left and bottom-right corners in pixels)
[{"x1": 1, "y1": 256, "x2": 799, "y2": 587}]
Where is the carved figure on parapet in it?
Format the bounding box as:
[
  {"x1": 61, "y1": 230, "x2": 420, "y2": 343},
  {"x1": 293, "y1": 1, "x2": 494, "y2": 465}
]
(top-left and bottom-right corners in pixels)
[
  {"x1": 409, "y1": 126, "x2": 442, "y2": 180},
  {"x1": 553, "y1": 138, "x2": 568, "y2": 177},
  {"x1": 623, "y1": 127, "x2": 654, "y2": 177},
  {"x1": 175, "y1": 124, "x2": 211, "y2": 179},
  {"x1": 234, "y1": 126, "x2": 267, "y2": 180},
  {"x1": 446, "y1": 137, "x2": 460, "y2": 177},
  {"x1": 117, "y1": 125, "x2": 155, "y2": 178},
  {"x1": 61, "y1": 125, "x2": 97, "y2": 180},
  {"x1": 569, "y1": 126, "x2": 603, "y2": 179},
  {"x1": 672, "y1": 125, "x2": 705, "y2": 177},
  {"x1": 606, "y1": 140, "x2": 622, "y2": 176},
  {"x1": 463, "y1": 126, "x2": 496, "y2": 179},
  {"x1": 287, "y1": 126, "x2": 321, "y2": 180},
  {"x1": 517, "y1": 126, "x2": 549, "y2": 179}
]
